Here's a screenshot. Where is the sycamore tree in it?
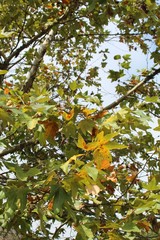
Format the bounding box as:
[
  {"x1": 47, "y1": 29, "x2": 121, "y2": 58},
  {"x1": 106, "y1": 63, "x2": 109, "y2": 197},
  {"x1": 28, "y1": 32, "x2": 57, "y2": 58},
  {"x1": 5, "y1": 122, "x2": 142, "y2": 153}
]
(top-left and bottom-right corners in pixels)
[{"x1": 0, "y1": 0, "x2": 160, "y2": 239}]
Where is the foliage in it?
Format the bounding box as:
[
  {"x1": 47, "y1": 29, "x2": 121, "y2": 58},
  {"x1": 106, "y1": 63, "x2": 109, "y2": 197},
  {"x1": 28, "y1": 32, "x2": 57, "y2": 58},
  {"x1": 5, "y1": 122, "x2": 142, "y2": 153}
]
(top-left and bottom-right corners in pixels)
[{"x1": 0, "y1": 0, "x2": 160, "y2": 239}]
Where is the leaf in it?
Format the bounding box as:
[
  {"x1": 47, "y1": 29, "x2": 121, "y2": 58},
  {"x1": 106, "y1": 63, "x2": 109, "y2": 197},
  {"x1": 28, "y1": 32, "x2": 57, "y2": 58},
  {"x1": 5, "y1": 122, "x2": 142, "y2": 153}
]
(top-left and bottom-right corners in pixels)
[
  {"x1": 114, "y1": 55, "x2": 121, "y2": 60},
  {"x1": 0, "y1": 29, "x2": 14, "y2": 38},
  {"x1": 99, "y1": 159, "x2": 110, "y2": 170},
  {"x1": 27, "y1": 118, "x2": 38, "y2": 130},
  {"x1": 69, "y1": 81, "x2": 78, "y2": 91},
  {"x1": 94, "y1": 145, "x2": 112, "y2": 169},
  {"x1": 123, "y1": 54, "x2": 131, "y2": 61},
  {"x1": 0, "y1": 69, "x2": 8, "y2": 75},
  {"x1": 77, "y1": 134, "x2": 88, "y2": 150},
  {"x1": 81, "y1": 107, "x2": 96, "y2": 117},
  {"x1": 78, "y1": 119, "x2": 95, "y2": 135},
  {"x1": 81, "y1": 225, "x2": 94, "y2": 239},
  {"x1": 42, "y1": 120, "x2": 59, "y2": 139},
  {"x1": 145, "y1": 96, "x2": 159, "y2": 103},
  {"x1": 106, "y1": 142, "x2": 127, "y2": 150},
  {"x1": 4, "y1": 88, "x2": 10, "y2": 94},
  {"x1": 0, "y1": 108, "x2": 12, "y2": 123},
  {"x1": 122, "y1": 221, "x2": 141, "y2": 233},
  {"x1": 62, "y1": 0, "x2": 71, "y2": 4},
  {"x1": 95, "y1": 131, "x2": 119, "y2": 144},
  {"x1": 85, "y1": 184, "x2": 101, "y2": 195},
  {"x1": 53, "y1": 188, "x2": 67, "y2": 214},
  {"x1": 61, "y1": 154, "x2": 84, "y2": 174},
  {"x1": 85, "y1": 166, "x2": 98, "y2": 181},
  {"x1": 63, "y1": 109, "x2": 74, "y2": 120},
  {"x1": 142, "y1": 177, "x2": 160, "y2": 191}
]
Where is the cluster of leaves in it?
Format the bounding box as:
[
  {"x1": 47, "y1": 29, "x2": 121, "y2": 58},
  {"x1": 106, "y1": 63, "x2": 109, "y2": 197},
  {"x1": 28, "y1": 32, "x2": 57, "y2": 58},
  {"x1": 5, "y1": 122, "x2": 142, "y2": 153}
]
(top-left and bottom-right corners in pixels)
[{"x1": 0, "y1": 0, "x2": 160, "y2": 239}]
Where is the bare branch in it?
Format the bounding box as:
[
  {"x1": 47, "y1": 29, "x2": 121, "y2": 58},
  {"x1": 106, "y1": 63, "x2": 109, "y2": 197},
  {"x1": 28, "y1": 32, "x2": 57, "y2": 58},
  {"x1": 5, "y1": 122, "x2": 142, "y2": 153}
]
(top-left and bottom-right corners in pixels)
[
  {"x1": 100, "y1": 67, "x2": 160, "y2": 113},
  {"x1": 0, "y1": 139, "x2": 37, "y2": 158},
  {"x1": 22, "y1": 2, "x2": 79, "y2": 93},
  {"x1": 22, "y1": 29, "x2": 55, "y2": 93}
]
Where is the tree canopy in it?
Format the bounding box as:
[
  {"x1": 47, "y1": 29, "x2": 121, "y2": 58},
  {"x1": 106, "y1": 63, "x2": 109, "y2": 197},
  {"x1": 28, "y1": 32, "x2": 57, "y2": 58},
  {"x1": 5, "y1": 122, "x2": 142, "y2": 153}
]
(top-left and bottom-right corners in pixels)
[{"x1": 0, "y1": 0, "x2": 160, "y2": 239}]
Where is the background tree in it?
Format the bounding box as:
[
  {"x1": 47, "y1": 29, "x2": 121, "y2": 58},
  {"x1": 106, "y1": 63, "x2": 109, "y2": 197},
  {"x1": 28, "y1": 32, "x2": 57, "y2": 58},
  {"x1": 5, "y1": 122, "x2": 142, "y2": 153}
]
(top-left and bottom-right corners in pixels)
[{"x1": 0, "y1": 0, "x2": 160, "y2": 239}]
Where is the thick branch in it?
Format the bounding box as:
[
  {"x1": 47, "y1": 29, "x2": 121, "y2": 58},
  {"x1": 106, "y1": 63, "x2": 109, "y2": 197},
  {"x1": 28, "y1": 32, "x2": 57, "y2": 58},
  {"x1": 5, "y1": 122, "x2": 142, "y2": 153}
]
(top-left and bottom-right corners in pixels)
[
  {"x1": 0, "y1": 139, "x2": 37, "y2": 158},
  {"x1": 100, "y1": 67, "x2": 160, "y2": 113},
  {"x1": 23, "y1": 29, "x2": 55, "y2": 92},
  {"x1": 22, "y1": 2, "x2": 78, "y2": 93}
]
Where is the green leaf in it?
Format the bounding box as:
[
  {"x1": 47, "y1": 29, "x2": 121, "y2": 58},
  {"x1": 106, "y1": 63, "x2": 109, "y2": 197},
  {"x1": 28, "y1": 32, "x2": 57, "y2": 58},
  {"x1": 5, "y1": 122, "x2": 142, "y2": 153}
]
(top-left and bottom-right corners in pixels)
[
  {"x1": 53, "y1": 187, "x2": 68, "y2": 214},
  {"x1": 122, "y1": 222, "x2": 141, "y2": 233},
  {"x1": 70, "y1": 81, "x2": 78, "y2": 91},
  {"x1": 123, "y1": 54, "x2": 131, "y2": 61},
  {"x1": 107, "y1": 142, "x2": 127, "y2": 150},
  {"x1": 145, "y1": 96, "x2": 159, "y2": 102},
  {"x1": 114, "y1": 55, "x2": 121, "y2": 60},
  {"x1": 78, "y1": 119, "x2": 95, "y2": 135},
  {"x1": 142, "y1": 177, "x2": 160, "y2": 191},
  {"x1": 108, "y1": 69, "x2": 124, "y2": 82},
  {"x1": 85, "y1": 166, "x2": 98, "y2": 181},
  {"x1": 27, "y1": 167, "x2": 41, "y2": 177}
]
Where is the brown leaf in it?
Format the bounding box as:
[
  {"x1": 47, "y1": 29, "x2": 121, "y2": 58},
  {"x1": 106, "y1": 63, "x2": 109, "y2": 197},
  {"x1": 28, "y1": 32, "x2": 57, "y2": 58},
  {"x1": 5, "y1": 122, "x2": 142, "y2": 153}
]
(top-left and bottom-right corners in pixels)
[{"x1": 40, "y1": 120, "x2": 59, "y2": 139}]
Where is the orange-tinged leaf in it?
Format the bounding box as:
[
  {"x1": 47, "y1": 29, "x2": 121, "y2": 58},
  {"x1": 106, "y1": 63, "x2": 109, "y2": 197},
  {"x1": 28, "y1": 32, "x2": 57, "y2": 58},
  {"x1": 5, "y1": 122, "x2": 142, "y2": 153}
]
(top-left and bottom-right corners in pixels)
[
  {"x1": 92, "y1": 110, "x2": 108, "y2": 120},
  {"x1": 4, "y1": 88, "x2": 10, "y2": 94},
  {"x1": 94, "y1": 145, "x2": 112, "y2": 161},
  {"x1": 94, "y1": 146, "x2": 112, "y2": 169},
  {"x1": 48, "y1": 200, "x2": 53, "y2": 210},
  {"x1": 63, "y1": 109, "x2": 74, "y2": 120},
  {"x1": 100, "y1": 159, "x2": 110, "y2": 170},
  {"x1": 45, "y1": 3, "x2": 53, "y2": 9},
  {"x1": 4, "y1": 81, "x2": 13, "y2": 87},
  {"x1": 76, "y1": 169, "x2": 87, "y2": 178},
  {"x1": 107, "y1": 171, "x2": 117, "y2": 183},
  {"x1": 137, "y1": 220, "x2": 150, "y2": 232},
  {"x1": 62, "y1": 0, "x2": 71, "y2": 4}
]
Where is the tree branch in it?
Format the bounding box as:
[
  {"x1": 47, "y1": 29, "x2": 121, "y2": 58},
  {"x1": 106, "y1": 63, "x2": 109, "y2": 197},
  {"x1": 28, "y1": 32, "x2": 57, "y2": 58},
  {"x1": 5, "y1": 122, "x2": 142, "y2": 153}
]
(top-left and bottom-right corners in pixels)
[
  {"x1": 100, "y1": 67, "x2": 160, "y2": 112},
  {"x1": 0, "y1": 139, "x2": 37, "y2": 158},
  {"x1": 22, "y1": 2, "x2": 79, "y2": 93},
  {"x1": 22, "y1": 29, "x2": 55, "y2": 93}
]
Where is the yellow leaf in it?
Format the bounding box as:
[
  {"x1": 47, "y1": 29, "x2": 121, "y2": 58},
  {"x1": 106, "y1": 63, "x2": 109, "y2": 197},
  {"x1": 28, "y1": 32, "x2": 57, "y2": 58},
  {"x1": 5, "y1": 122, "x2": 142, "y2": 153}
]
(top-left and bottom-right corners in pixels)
[
  {"x1": 77, "y1": 134, "x2": 88, "y2": 150},
  {"x1": 126, "y1": 173, "x2": 137, "y2": 182},
  {"x1": 27, "y1": 119, "x2": 38, "y2": 130},
  {"x1": 100, "y1": 159, "x2": 110, "y2": 170},
  {"x1": 81, "y1": 107, "x2": 96, "y2": 117},
  {"x1": 63, "y1": 109, "x2": 74, "y2": 120},
  {"x1": 45, "y1": 170, "x2": 55, "y2": 184},
  {"x1": 94, "y1": 145, "x2": 112, "y2": 169},
  {"x1": 76, "y1": 169, "x2": 87, "y2": 178},
  {"x1": 61, "y1": 154, "x2": 84, "y2": 174}
]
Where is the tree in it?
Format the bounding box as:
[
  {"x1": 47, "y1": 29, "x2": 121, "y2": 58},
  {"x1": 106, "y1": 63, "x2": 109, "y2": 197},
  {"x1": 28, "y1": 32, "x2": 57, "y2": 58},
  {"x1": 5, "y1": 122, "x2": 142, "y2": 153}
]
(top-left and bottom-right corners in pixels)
[{"x1": 0, "y1": 0, "x2": 160, "y2": 239}]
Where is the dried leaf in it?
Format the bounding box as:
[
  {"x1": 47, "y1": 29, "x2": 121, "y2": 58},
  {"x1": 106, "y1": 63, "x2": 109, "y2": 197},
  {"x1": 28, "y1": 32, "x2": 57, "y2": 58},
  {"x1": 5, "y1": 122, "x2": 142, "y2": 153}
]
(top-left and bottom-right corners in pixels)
[
  {"x1": 85, "y1": 184, "x2": 101, "y2": 195},
  {"x1": 42, "y1": 120, "x2": 59, "y2": 139}
]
